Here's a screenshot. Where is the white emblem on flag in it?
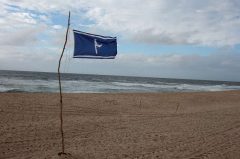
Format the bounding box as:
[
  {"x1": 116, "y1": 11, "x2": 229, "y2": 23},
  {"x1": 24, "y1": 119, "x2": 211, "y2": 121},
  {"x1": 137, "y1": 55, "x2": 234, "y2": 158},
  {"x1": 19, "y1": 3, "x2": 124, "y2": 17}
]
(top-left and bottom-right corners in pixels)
[{"x1": 94, "y1": 39, "x2": 102, "y2": 54}]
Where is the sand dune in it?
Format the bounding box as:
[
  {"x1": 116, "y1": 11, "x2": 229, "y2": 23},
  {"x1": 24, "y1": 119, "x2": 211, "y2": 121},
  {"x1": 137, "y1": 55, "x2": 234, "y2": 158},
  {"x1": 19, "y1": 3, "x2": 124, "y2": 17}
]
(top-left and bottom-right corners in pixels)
[{"x1": 0, "y1": 91, "x2": 240, "y2": 159}]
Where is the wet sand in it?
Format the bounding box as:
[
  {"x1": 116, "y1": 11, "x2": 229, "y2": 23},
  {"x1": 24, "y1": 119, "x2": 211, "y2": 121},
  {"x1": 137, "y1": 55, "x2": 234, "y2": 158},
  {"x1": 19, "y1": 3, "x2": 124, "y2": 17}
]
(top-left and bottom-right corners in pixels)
[{"x1": 0, "y1": 91, "x2": 240, "y2": 159}]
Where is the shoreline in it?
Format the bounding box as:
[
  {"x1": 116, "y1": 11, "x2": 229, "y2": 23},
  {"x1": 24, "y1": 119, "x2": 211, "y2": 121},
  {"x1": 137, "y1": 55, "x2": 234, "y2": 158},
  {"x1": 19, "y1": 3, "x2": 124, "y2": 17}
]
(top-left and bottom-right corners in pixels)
[{"x1": 1, "y1": 89, "x2": 240, "y2": 94}]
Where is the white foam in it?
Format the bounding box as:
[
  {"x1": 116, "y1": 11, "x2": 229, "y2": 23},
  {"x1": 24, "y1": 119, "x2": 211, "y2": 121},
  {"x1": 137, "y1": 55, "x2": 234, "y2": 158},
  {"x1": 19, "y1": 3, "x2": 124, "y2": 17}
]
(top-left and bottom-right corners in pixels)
[
  {"x1": 1, "y1": 76, "x2": 240, "y2": 93},
  {"x1": 112, "y1": 82, "x2": 160, "y2": 88}
]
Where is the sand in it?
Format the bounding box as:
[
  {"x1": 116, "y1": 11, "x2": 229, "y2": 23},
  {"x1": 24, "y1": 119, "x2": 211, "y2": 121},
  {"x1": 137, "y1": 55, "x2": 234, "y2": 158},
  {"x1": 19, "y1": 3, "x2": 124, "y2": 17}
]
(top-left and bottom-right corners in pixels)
[{"x1": 0, "y1": 91, "x2": 240, "y2": 159}]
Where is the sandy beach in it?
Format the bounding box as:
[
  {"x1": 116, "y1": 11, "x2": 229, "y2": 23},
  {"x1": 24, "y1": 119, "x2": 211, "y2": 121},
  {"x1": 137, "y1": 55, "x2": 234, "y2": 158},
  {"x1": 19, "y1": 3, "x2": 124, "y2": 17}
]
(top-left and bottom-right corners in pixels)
[{"x1": 0, "y1": 91, "x2": 240, "y2": 159}]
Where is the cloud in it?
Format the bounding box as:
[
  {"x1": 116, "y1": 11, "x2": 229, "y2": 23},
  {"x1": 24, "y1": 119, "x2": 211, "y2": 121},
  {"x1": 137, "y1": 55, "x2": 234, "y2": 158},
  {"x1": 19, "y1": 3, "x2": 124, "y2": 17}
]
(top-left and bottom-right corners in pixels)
[
  {"x1": 111, "y1": 51, "x2": 240, "y2": 81},
  {"x1": 2, "y1": 0, "x2": 240, "y2": 46},
  {"x1": 1, "y1": 42, "x2": 240, "y2": 81},
  {"x1": 9, "y1": 12, "x2": 37, "y2": 24},
  {"x1": 87, "y1": 0, "x2": 240, "y2": 46},
  {"x1": 0, "y1": 25, "x2": 47, "y2": 46},
  {"x1": 0, "y1": 1, "x2": 240, "y2": 81},
  {"x1": 0, "y1": 45, "x2": 59, "y2": 72},
  {"x1": 52, "y1": 25, "x2": 63, "y2": 30}
]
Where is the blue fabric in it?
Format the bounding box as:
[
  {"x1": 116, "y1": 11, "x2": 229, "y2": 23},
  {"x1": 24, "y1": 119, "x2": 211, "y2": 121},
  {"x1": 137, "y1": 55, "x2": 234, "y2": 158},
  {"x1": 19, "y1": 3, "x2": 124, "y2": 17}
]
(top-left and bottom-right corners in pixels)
[{"x1": 73, "y1": 30, "x2": 117, "y2": 59}]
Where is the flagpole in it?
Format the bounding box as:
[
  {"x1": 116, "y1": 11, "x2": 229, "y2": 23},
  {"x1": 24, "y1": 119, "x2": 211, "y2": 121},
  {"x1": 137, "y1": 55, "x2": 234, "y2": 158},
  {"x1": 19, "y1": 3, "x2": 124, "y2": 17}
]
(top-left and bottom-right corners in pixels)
[{"x1": 57, "y1": 11, "x2": 70, "y2": 156}]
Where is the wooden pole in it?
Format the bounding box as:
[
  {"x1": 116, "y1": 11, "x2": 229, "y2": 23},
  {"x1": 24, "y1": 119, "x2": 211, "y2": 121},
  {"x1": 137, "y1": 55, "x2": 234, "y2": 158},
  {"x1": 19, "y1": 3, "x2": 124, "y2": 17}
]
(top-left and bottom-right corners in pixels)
[{"x1": 57, "y1": 11, "x2": 70, "y2": 155}]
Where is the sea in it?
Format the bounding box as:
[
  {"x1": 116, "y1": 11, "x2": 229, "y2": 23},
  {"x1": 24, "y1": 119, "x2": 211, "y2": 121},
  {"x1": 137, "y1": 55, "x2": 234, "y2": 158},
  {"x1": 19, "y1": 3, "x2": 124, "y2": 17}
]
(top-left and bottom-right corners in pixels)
[{"x1": 0, "y1": 70, "x2": 240, "y2": 93}]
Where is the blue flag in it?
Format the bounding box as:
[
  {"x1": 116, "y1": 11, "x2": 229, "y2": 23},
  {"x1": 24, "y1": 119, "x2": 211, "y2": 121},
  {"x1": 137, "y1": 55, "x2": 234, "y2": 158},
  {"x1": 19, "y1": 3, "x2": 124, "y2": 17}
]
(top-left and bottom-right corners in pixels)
[{"x1": 73, "y1": 30, "x2": 117, "y2": 59}]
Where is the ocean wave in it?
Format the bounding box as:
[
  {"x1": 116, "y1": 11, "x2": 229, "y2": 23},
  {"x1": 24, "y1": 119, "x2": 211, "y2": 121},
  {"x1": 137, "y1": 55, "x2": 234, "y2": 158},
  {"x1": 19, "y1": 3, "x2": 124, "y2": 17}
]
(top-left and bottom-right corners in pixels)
[
  {"x1": 111, "y1": 82, "x2": 159, "y2": 88},
  {"x1": 175, "y1": 84, "x2": 240, "y2": 91},
  {"x1": 1, "y1": 71, "x2": 240, "y2": 93}
]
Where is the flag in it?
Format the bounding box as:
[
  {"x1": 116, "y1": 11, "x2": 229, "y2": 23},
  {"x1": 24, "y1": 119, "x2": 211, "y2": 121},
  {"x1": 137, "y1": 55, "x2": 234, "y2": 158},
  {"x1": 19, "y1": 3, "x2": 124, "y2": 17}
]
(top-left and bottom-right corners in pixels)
[{"x1": 73, "y1": 30, "x2": 117, "y2": 59}]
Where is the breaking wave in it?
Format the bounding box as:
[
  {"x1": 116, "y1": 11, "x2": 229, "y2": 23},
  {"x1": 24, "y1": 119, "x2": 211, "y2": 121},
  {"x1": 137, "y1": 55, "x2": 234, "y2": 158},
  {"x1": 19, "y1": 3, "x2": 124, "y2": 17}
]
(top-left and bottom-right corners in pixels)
[{"x1": 1, "y1": 70, "x2": 240, "y2": 93}]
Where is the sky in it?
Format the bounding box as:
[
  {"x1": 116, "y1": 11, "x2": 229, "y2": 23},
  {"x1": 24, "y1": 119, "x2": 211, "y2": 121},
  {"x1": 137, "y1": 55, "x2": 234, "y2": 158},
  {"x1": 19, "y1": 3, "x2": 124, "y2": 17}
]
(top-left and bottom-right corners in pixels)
[{"x1": 0, "y1": 0, "x2": 240, "y2": 81}]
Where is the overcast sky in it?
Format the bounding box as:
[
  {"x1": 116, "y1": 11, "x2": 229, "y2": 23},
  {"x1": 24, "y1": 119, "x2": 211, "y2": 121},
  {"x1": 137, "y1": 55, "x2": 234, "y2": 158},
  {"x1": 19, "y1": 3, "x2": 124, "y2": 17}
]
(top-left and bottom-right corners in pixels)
[{"x1": 0, "y1": 0, "x2": 240, "y2": 81}]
